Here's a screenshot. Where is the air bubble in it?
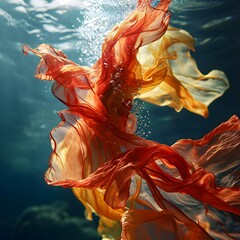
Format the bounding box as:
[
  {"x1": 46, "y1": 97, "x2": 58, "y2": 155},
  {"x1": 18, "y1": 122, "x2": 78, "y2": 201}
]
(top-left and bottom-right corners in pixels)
[{"x1": 131, "y1": 100, "x2": 152, "y2": 139}]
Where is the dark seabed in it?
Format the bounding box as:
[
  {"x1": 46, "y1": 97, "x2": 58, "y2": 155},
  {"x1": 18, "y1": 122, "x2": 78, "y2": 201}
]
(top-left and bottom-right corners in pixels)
[{"x1": 0, "y1": 0, "x2": 239, "y2": 239}]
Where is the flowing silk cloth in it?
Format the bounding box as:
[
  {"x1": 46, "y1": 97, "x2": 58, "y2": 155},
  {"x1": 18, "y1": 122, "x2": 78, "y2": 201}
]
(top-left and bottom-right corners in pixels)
[{"x1": 23, "y1": 0, "x2": 239, "y2": 239}]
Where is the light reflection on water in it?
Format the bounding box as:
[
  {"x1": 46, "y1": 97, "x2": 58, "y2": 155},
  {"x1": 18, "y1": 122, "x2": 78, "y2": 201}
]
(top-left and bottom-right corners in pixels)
[
  {"x1": 1, "y1": 0, "x2": 238, "y2": 59},
  {"x1": 0, "y1": 0, "x2": 136, "y2": 65}
]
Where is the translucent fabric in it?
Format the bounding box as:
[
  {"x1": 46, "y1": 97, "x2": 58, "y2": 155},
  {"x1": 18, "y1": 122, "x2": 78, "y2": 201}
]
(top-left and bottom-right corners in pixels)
[{"x1": 23, "y1": 0, "x2": 239, "y2": 239}]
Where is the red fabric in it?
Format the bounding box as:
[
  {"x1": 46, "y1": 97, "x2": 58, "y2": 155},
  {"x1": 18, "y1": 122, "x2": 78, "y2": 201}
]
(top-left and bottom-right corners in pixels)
[{"x1": 23, "y1": 0, "x2": 239, "y2": 239}]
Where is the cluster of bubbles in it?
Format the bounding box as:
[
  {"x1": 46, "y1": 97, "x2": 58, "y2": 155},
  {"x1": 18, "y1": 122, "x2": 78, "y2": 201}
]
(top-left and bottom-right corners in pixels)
[
  {"x1": 132, "y1": 100, "x2": 152, "y2": 139},
  {"x1": 75, "y1": 0, "x2": 135, "y2": 66}
]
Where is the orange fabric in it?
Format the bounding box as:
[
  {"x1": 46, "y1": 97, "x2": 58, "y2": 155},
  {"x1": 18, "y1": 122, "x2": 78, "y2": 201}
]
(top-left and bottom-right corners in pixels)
[
  {"x1": 72, "y1": 188, "x2": 123, "y2": 239},
  {"x1": 23, "y1": 0, "x2": 239, "y2": 239},
  {"x1": 121, "y1": 209, "x2": 213, "y2": 240}
]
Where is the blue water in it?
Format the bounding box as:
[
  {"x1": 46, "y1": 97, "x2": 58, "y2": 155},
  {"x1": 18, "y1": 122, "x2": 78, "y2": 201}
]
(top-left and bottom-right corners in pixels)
[{"x1": 0, "y1": 0, "x2": 239, "y2": 239}]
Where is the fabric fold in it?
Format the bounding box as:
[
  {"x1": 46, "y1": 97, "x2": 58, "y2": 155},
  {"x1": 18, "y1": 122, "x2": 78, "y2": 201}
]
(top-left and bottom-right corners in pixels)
[{"x1": 23, "y1": 0, "x2": 238, "y2": 239}]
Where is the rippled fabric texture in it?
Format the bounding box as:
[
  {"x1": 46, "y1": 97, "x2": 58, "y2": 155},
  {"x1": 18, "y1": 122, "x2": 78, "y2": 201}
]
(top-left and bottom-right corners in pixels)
[{"x1": 23, "y1": 0, "x2": 239, "y2": 239}]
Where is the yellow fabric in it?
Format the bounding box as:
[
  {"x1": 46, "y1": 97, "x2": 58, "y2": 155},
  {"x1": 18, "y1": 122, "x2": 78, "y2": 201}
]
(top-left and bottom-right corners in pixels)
[{"x1": 136, "y1": 26, "x2": 229, "y2": 117}]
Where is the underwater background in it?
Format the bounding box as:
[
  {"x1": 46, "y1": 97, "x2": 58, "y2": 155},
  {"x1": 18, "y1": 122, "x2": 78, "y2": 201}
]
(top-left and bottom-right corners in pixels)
[{"x1": 0, "y1": 0, "x2": 239, "y2": 239}]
